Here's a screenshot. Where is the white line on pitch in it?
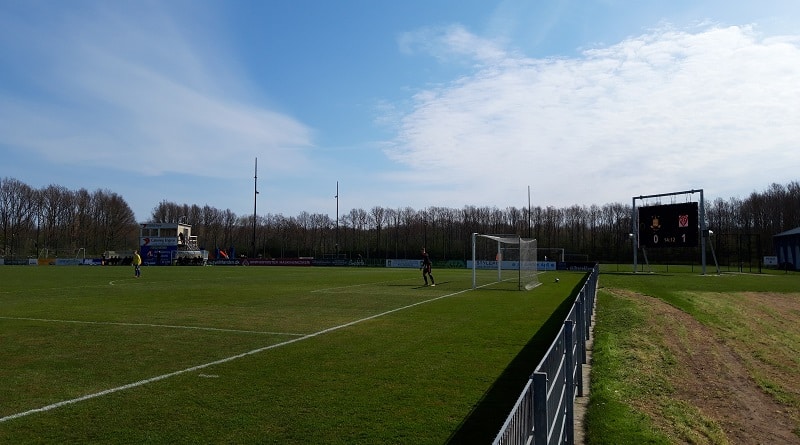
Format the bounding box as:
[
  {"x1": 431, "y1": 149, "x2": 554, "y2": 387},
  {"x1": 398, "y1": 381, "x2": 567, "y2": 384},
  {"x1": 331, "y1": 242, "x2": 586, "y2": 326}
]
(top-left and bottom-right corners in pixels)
[
  {"x1": 0, "y1": 287, "x2": 474, "y2": 423},
  {"x1": 0, "y1": 316, "x2": 306, "y2": 337}
]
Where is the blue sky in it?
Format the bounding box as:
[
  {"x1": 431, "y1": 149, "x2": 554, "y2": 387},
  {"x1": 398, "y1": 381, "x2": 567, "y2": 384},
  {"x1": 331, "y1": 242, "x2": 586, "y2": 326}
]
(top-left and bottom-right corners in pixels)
[{"x1": 2, "y1": 0, "x2": 799, "y2": 222}]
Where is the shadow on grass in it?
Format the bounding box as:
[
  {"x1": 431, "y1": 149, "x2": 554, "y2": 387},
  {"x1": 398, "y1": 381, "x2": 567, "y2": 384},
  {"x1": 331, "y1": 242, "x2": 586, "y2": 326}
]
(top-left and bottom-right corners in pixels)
[{"x1": 445, "y1": 280, "x2": 584, "y2": 444}]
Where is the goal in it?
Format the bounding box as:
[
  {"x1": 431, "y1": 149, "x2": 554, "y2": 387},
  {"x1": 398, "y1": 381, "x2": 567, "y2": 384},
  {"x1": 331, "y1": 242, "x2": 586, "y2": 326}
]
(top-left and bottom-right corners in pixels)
[{"x1": 470, "y1": 233, "x2": 540, "y2": 290}]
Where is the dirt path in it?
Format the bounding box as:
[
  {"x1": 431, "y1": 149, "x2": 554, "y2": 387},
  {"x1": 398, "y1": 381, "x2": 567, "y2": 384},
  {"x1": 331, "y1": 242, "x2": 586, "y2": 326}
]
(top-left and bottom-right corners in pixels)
[{"x1": 609, "y1": 289, "x2": 799, "y2": 444}]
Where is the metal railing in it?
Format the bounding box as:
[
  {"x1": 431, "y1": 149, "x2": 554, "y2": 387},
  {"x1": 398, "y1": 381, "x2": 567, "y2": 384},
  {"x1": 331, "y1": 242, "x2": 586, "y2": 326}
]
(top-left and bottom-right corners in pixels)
[{"x1": 492, "y1": 265, "x2": 598, "y2": 445}]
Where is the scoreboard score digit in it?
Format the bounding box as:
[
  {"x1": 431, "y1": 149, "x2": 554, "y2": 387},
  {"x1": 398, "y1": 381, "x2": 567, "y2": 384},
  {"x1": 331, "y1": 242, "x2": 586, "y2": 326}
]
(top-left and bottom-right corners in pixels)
[{"x1": 638, "y1": 202, "x2": 699, "y2": 248}]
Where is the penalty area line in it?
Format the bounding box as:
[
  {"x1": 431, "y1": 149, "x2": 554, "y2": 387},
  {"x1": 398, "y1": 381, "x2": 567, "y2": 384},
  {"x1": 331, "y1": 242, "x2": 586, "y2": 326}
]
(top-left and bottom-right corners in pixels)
[{"x1": 0, "y1": 286, "x2": 475, "y2": 423}]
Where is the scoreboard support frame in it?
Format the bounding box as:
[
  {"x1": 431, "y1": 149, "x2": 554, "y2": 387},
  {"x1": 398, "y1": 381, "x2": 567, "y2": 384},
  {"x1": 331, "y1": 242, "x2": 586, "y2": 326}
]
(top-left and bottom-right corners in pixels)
[{"x1": 631, "y1": 189, "x2": 708, "y2": 275}]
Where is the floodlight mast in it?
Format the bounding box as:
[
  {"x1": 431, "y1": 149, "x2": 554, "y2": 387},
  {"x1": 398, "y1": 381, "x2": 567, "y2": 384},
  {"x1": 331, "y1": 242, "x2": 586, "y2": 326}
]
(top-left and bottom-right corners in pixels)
[
  {"x1": 528, "y1": 186, "x2": 532, "y2": 238},
  {"x1": 335, "y1": 181, "x2": 339, "y2": 256},
  {"x1": 252, "y1": 157, "x2": 259, "y2": 257}
]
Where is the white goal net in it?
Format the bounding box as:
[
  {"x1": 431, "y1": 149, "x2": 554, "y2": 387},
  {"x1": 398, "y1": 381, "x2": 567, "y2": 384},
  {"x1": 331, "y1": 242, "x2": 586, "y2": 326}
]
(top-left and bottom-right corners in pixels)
[{"x1": 470, "y1": 233, "x2": 540, "y2": 290}]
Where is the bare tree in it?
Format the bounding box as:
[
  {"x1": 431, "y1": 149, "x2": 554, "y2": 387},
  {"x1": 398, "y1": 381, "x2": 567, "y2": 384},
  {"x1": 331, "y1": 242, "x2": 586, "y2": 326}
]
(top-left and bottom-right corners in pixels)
[
  {"x1": 5, "y1": 175, "x2": 800, "y2": 265},
  {"x1": 0, "y1": 178, "x2": 36, "y2": 259},
  {"x1": 564, "y1": 205, "x2": 587, "y2": 253},
  {"x1": 370, "y1": 206, "x2": 386, "y2": 258},
  {"x1": 348, "y1": 208, "x2": 368, "y2": 256},
  {"x1": 97, "y1": 190, "x2": 136, "y2": 250},
  {"x1": 398, "y1": 207, "x2": 416, "y2": 258},
  {"x1": 39, "y1": 184, "x2": 71, "y2": 255},
  {"x1": 387, "y1": 207, "x2": 400, "y2": 258}
]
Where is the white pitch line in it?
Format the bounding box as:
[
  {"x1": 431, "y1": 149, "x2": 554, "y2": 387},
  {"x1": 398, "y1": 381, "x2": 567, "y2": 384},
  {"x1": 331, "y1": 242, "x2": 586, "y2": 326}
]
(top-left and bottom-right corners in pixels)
[
  {"x1": 0, "y1": 286, "x2": 473, "y2": 423},
  {"x1": 0, "y1": 316, "x2": 306, "y2": 337}
]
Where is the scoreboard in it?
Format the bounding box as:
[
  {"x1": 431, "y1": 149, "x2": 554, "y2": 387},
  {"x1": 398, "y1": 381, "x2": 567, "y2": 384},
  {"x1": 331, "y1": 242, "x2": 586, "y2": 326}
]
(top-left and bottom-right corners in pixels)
[{"x1": 638, "y1": 202, "x2": 698, "y2": 248}]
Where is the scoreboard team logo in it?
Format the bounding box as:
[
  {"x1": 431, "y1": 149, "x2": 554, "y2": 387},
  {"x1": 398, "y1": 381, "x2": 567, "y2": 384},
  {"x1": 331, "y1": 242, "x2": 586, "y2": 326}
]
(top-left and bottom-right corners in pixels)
[{"x1": 650, "y1": 216, "x2": 661, "y2": 231}]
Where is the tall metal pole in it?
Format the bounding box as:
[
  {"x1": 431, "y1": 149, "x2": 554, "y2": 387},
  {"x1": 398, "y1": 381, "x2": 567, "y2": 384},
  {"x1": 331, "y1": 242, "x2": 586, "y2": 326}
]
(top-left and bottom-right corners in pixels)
[
  {"x1": 632, "y1": 196, "x2": 638, "y2": 273},
  {"x1": 335, "y1": 181, "x2": 339, "y2": 256},
  {"x1": 528, "y1": 186, "x2": 532, "y2": 238},
  {"x1": 252, "y1": 157, "x2": 258, "y2": 257},
  {"x1": 700, "y1": 189, "x2": 707, "y2": 275},
  {"x1": 423, "y1": 217, "x2": 428, "y2": 248}
]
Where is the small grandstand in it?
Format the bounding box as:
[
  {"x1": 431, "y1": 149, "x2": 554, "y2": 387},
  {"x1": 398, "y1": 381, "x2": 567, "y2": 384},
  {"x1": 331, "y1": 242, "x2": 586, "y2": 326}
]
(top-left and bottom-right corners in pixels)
[{"x1": 139, "y1": 222, "x2": 207, "y2": 266}]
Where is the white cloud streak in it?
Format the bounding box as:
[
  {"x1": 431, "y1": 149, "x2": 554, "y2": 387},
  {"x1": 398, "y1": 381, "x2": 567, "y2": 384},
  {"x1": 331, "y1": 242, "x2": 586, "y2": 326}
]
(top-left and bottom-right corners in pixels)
[
  {"x1": 386, "y1": 24, "x2": 800, "y2": 207},
  {"x1": 0, "y1": 2, "x2": 313, "y2": 178},
  {"x1": 398, "y1": 24, "x2": 510, "y2": 65}
]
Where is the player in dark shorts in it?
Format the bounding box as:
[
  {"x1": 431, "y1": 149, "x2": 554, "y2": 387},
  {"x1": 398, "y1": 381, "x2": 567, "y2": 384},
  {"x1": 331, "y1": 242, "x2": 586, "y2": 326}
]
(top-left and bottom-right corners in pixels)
[{"x1": 421, "y1": 248, "x2": 435, "y2": 286}]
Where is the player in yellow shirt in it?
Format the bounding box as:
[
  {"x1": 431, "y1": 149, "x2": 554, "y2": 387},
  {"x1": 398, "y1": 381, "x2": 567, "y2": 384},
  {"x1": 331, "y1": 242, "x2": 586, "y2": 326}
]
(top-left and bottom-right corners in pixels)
[{"x1": 133, "y1": 251, "x2": 142, "y2": 278}]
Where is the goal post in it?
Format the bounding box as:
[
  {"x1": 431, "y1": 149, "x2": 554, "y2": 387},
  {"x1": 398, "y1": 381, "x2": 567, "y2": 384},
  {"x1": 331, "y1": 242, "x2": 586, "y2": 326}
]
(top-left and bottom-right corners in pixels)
[{"x1": 471, "y1": 233, "x2": 540, "y2": 290}]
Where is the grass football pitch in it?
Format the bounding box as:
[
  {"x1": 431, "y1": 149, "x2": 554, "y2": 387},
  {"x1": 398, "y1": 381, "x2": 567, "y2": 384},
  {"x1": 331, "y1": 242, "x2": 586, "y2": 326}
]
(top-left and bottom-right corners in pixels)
[{"x1": 0, "y1": 265, "x2": 582, "y2": 444}]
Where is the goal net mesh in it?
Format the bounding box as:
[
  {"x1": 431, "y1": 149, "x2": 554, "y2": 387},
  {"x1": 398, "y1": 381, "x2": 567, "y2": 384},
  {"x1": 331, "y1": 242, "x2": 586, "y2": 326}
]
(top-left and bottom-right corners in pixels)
[{"x1": 471, "y1": 234, "x2": 540, "y2": 290}]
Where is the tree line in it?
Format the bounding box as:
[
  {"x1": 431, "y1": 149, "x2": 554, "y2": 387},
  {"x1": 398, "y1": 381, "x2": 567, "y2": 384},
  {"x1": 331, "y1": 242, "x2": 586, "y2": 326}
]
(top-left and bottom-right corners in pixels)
[{"x1": 2, "y1": 176, "x2": 798, "y2": 265}]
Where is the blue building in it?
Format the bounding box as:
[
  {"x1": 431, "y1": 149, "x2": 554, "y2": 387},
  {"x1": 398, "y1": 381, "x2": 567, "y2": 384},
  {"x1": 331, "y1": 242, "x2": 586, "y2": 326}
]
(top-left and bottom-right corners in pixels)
[{"x1": 773, "y1": 227, "x2": 800, "y2": 271}]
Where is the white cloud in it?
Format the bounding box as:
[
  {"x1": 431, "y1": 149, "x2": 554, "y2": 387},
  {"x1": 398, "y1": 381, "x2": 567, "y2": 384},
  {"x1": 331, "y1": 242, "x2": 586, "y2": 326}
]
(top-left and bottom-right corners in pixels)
[
  {"x1": 398, "y1": 24, "x2": 510, "y2": 65},
  {"x1": 0, "y1": 2, "x2": 313, "y2": 179},
  {"x1": 385, "y1": 24, "x2": 800, "y2": 207}
]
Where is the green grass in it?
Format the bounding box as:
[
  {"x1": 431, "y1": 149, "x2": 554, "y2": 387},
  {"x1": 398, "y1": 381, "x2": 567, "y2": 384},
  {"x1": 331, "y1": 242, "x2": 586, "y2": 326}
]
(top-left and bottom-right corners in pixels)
[
  {"x1": 589, "y1": 268, "x2": 800, "y2": 443},
  {"x1": 0, "y1": 266, "x2": 582, "y2": 444},
  {"x1": 585, "y1": 286, "x2": 673, "y2": 445}
]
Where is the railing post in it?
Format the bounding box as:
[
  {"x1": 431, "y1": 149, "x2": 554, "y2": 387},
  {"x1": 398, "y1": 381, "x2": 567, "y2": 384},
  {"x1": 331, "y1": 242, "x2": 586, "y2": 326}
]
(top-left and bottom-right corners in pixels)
[
  {"x1": 575, "y1": 296, "x2": 585, "y2": 397},
  {"x1": 577, "y1": 292, "x2": 585, "y2": 362},
  {"x1": 565, "y1": 320, "x2": 575, "y2": 445},
  {"x1": 532, "y1": 371, "x2": 549, "y2": 445},
  {"x1": 495, "y1": 266, "x2": 600, "y2": 444},
  {"x1": 584, "y1": 287, "x2": 591, "y2": 341}
]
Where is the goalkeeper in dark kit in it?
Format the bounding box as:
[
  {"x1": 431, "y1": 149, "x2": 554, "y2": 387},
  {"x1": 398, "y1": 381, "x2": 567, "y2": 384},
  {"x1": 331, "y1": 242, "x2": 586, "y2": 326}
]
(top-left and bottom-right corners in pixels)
[{"x1": 421, "y1": 248, "x2": 435, "y2": 287}]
